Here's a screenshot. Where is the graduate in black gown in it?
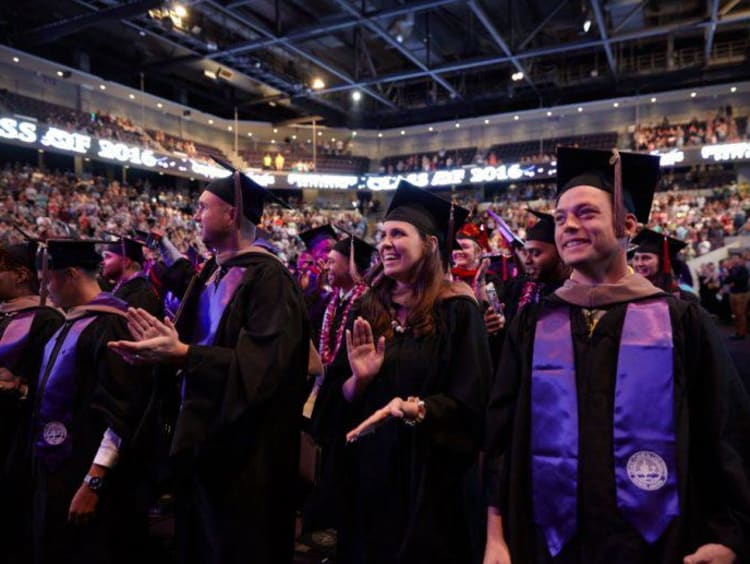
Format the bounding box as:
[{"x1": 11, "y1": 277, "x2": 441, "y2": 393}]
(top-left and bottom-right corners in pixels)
[
  {"x1": 484, "y1": 147, "x2": 750, "y2": 564},
  {"x1": 298, "y1": 225, "x2": 338, "y2": 344},
  {"x1": 101, "y1": 236, "x2": 163, "y2": 316},
  {"x1": 109, "y1": 165, "x2": 310, "y2": 564},
  {"x1": 631, "y1": 228, "x2": 699, "y2": 303},
  {"x1": 0, "y1": 241, "x2": 64, "y2": 563},
  {"x1": 304, "y1": 235, "x2": 375, "y2": 535},
  {"x1": 500, "y1": 210, "x2": 569, "y2": 328},
  {"x1": 340, "y1": 181, "x2": 492, "y2": 564},
  {"x1": 30, "y1": 240, "x2": 152, "y2": 564}
]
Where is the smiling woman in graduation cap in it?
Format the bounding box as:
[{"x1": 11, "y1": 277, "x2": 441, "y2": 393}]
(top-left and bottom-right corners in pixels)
[
  {"x1": 339, "y1": 181, "x2": 492, "y2": 563},
  {"x1": 483, "y1": 147, "x2": 750, "y2": 564}
]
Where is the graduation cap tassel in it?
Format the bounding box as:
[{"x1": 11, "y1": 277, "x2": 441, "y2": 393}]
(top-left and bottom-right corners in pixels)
[
  {"x1": 446, "y1": 202, "x2": 456, "y2": 260},
  {"x1": 349, "y1": 237, "x2": 363, "y2": 285},
  {"x1": 609, "y1": 148, "x2": 625, "y2": 239},
  {"x1": 39, "y1": 246, "x2": 49, "y2": 308},
  {"x1": 662, "y1": 234, "x2": 672, "y2": 276}
]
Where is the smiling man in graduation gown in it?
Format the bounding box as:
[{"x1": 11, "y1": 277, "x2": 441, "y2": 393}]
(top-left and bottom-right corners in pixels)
[
  {"x1": 31, "y1": 239, "x2": 152, "y2": 564},
  {"x1": 109, "y1": 166, "x2": 310, "y2": 564},
  {"x1": 484, "y1": 147, "x2": 750, "y2": 564}
]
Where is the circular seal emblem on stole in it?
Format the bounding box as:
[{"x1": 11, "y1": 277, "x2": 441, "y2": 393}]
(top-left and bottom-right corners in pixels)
[
  {"x1": 43, "y1": 422, "x2": 68, "y2": 446},
  {"x1": 627, "y1": 450, "x2": 668, "y2": 491}
]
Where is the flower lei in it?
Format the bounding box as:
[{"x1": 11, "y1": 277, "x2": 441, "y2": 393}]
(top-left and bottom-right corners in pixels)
[
  {"x1": 319, "y1": 283, "x2": 368, "y2": 366},
  {"x1": 517, "y1": 279, "x2": 543, "y2": 312}
]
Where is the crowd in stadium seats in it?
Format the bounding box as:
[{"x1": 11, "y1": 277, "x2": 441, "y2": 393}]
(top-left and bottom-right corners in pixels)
[
  {"x1": 632, "y1": 108, "x2": 749, "y2": 151},
  {"x1": 0, "y1": 161, "x2": 747, "y2": 269},
  {"x1": 0, "y1": 90, "x2": 228, "y2": 165},
  {"x1": 0, "y1": 163, "x2": 369, "y2": 264},
  {"x1": 379, "y1": 147, "x2": 477, "y2": 174}
]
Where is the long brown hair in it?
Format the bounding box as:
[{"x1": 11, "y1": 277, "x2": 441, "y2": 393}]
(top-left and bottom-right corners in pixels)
[{"x1": 360, "y1": 229, "x2": 448, "y2": 339}]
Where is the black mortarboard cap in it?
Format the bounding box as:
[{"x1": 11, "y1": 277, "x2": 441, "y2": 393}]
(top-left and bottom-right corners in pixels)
[
  {"x1": 299, "y1": 225, "x2": 338, "y2": 250},
  {"x1": 525, "y1": 209, "x2": 556, "y2": 244},
  {"x1": 555, "y1": 147, "x2": 661, "y2": 225},
  {"x1": 333, "y1": 236, "x2": 376, "y2": 274},
  {"x1": 384, "y1": 181, "x2": 469, "y2": 260},
  {"x1": 0, "y1": 241, "x2": 38, "y2": 272},
  {"x1": 103, "y1": 234, "x2": 145, "y2": 264},
  {"x1": 45, "y1": 239, "x2": 105, "y2": 270},
  {"x1": 206, "y1": 156, "x2": 290, "y2": 224},
  {"x1": 632, "y1": 228, "x2": 687, "y2": 261}
]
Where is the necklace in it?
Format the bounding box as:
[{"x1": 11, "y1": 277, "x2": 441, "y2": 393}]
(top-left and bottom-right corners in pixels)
[
  {"x1": 389, "y1": 304, "x2": 410, "y2": 334},
  {"x1": 319, "y1": 283, "x2": 367, "y2": 366}
]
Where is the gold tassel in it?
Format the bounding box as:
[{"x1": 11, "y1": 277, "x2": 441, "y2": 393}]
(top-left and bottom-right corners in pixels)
[
  {"x1": 609, "y1": 148, "x2": 625, "y2": 238},
  {"x1": 39, "y1": 246, "x2": 49, "y2": 308},
  {"x1": 348, "y1": 237, "x2": 363, "y2": 285}
]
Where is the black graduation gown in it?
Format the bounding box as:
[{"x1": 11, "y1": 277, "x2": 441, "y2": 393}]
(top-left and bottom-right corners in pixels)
[
  {"x1": 485, "y1": 293, "x2": 750, "y2": 564},
  {"x1": 0, "y1": 303, "x2": 64, "y2": 562},
  {"x1": 113, "y1": 274, "x2": 163, "y2": 317},
  {"x1": 303, "y1": 274, "x2": 332, "y2": 346},
  {"x1": 339, "y1": 296, "x2": 491, "y2": 564},
  {"x1": 490, "y1": 276, "x2": 563, "y2": 373},
  {"x1": 304, "y1": 290, "x2": 362, "y2": 533},
  {"x1": 169, "y1": 251, "x2": 310, "y2": 564},
  {"x1": 31, "y1": 306, "x2": 153, "y2": 564}
]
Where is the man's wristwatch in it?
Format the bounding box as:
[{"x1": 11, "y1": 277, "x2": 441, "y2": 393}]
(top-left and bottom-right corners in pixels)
[{"x1": 83, "y1": 474, "x2": 105, "y2": 492}]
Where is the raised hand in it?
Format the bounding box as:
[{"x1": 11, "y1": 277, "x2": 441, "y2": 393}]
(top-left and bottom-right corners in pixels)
[
  {"x1": 346, "y1": 317, "x2": 385, "y2": 383},
  {"x1": 108, "y1": 308, "x2": 189, "y2": 366}
]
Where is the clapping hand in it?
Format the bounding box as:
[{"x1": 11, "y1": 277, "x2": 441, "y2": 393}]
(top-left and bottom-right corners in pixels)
[{"x1": 108, "y1": 308, "x2": 189, "y2": 366}]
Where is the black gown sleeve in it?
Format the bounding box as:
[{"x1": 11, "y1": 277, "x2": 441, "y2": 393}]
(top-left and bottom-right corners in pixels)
[
  {"x1": 116, "y1": 278, "x2": 163, "y2": 318},
  {"x1": 89, "y1": 314, "x2": 153, "y2": 446},
  {"x1": 685, "y1": 303, "x2": 750, "y2": 559},
  {"x1": 159, "y1": 258, "x2": 196, "y2": 299},
  {"x1": 483, "y1": 306, "x2": 532, "y2": 511},
  {"x1": 176, "y1": 260, "x2": 309, "y2": 448},
  {"x1": 419, "y1": 297, "x2": 492, "y2": 453}
]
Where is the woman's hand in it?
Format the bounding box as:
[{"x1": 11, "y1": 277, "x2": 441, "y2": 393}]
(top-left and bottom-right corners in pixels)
[
  {"x1": 484, "y1": 306, "x2": 505, "y2": 334},
  {"x1": 346, "y1": 317, "x2": 385, "y2": 383},
  {"x1": 473, "y1": 258, "x2": 490, "y2": 302}
]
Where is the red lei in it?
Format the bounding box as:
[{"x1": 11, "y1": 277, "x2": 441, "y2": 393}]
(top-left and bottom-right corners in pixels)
[{"x1": 319, "y1": 284, "x2": 367, "y2": 366}]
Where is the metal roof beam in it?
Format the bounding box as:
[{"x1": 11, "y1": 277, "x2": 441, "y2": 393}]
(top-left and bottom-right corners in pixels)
[
  {"x1": 317, "y1": 9, "x2": 750, "y2": 93},
  {"x1": 205, "y1": 1, "x2": 399, "y2": 110},
  {"x1": 590, "y1": 0, "x2": 617, "y2": 76},
  {"x1": 518, "y1": 0, "x2": 569, "y2": 51},
  {"x1": 705, "y1": 0, "x2": 721, "y2": 61},
  {"x1": 204, "y1": 0, "x2": 462, "y2": 60},
  {"x1": 467, "y1": 0, "x2": 541, "y2": 99},
  {"x1": 18, "y1": 0, "x2": 162, "y2": 45},
  {"x1": 329, "y1": 0, "x2": 462, "y2": 100}
]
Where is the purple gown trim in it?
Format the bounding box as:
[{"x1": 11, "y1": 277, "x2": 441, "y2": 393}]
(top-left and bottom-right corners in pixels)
[{"x1": 531, "y1": 299, "x2": 678, "y2": 557}]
